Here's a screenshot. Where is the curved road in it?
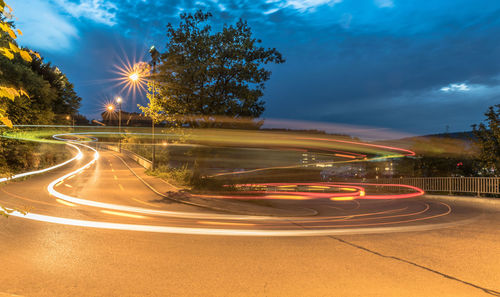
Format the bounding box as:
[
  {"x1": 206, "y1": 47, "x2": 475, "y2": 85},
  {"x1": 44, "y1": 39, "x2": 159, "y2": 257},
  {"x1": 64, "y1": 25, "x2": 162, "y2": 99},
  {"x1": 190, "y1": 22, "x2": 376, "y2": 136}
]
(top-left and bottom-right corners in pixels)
[{"x1": 0, "y1": 144, "x2": 499, "y2": 296}]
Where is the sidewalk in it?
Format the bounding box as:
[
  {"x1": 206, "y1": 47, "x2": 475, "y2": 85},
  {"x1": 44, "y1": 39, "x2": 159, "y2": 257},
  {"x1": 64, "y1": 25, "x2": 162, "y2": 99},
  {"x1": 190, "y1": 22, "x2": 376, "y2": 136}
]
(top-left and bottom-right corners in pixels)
[{"x1": 110, "y1": 151, "x2": 318, "y2": 217}]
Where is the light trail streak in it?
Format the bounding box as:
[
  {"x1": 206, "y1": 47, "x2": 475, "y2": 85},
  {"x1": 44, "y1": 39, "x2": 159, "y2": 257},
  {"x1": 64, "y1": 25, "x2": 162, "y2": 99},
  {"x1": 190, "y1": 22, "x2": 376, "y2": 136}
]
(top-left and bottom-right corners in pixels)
[
  {"x1": 131, "y1": 198, "x2": 160, "y2": 208},
  {"x1": 42, "y1": 141, "x2": 298, "y2": 221},
  {"x1": 1, "y1": 127, "x2": 450, "y2": 237},
  {"x1": 265, "y1": 194, "x2": 309, "y2": 200},
  {"x1": 201, "y1": 182, "x2": 422, "y2": 201},
  {"x1": 2, "y1": 202, "x2": 465, "y2": 236},
  {"x1": 301, "y1": 203, "x2": 429, "y2": 224},
  {"x1": 1, "y1": 187, "x2": 63, "y2": 208},
  {"x1": 330, "y1": 197, "x2": 355, "y2": 201},
  {"x1": 100, "y1": 210, "x2": 146, "y2": 219},
  {"x1": 304, "y1": 203, "x2": 452, "y2": 228},
  {"x1": 0, "y1": 143, "x2": 80, "y2": 183},
  {"x1": 332, "y1": 182, "x2": 425, "y2": 199},
  {"x1": 196, "y1": 221, "x2": 256, "y2": 226},
  {"x1": 295, "y1": 136, "x2": 416, "y2": 156},
  {"x1": 56, "y1": 199, "x2": 76, "y2": 207},
  {"x1": 334, "y1": 153, "x2": 357, "y2": 159}
]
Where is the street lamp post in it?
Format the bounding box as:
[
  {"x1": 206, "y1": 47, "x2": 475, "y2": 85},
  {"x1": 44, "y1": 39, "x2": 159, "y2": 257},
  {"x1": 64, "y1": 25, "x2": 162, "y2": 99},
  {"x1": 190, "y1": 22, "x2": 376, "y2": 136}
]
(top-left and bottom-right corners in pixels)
[
  {"x1": 120, "y1": 47, "x2": 160, "y2": 170},
  {"x1": 149, "y1": 45, "x2": 160, "y2": 171},
  {"x1": 116, "y1": 97, "x2": 122, "y2": 152}
]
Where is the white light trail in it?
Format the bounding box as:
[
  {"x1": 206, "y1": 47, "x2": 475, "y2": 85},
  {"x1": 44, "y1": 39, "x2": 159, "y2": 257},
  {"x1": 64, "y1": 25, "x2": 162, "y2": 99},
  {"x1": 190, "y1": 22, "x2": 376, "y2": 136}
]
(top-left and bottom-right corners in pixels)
[
  {"x1": 0, "y1": 143, "x2": 81, "y2": 183},
  {"x1": 45, "y1": 139, "x2": 284, "y2": 221},
  {"x1": 3, "y1": 204, "x2": 468, "y2": 237},
  {"x1": 1, "y1": 130, "x2": 463, "y2": 237}
]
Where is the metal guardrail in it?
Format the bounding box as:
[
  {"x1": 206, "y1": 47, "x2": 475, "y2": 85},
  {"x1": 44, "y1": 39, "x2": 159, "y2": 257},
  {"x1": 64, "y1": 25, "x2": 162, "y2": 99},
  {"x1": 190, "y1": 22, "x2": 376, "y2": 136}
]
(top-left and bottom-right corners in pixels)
[{"x1": 368, "y1": 177, "x2": 500, "y2": 196}]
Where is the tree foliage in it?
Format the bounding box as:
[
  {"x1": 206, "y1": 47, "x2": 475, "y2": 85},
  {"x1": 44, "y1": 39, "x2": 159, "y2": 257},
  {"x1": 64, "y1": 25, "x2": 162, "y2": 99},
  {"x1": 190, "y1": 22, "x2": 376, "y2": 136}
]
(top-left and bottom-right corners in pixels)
[
  {"x1": 0, "y1": 1, "x2": 35, "y2": 127},
  {"x1": 472, "y1": 104, "x2": 500, "y2": 175},
  {"x1": 0, "y1": 1, "x2": 81, "y2": 126},
  {"x1": 141, "y1": 11, "x2": 284, "y2": 127}
]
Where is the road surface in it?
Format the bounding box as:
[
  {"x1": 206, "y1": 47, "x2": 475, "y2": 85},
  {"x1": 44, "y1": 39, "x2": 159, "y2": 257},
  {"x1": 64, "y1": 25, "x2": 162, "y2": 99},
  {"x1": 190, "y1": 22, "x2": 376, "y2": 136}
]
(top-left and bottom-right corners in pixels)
[{"x1": 0, "y1": 144, "x2": 499, "y2": 296}]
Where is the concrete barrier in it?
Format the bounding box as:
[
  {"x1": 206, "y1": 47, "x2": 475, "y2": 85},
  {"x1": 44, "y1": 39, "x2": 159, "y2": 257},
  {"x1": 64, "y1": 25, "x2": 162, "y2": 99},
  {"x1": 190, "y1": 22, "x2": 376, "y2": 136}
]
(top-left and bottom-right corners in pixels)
[{"x1": 100, "y1": 144, "x2": 152, "y2": 170}]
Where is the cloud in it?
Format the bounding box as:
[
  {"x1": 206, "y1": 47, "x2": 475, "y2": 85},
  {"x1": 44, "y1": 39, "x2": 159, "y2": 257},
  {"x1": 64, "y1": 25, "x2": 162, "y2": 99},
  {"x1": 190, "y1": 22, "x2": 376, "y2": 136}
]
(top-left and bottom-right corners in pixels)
[
  {"x1": 9, "y1": 0, "x2": 78, "y2": 52},
  {"x1": 339, "y1": 13, "x2": 352, "y2": 29},
  {"x1": 266, "y1": 0, "x2": 342, "y2": 12},
  {"x1": 54, "y1": 0, "x2": 117, "y2": 26},
  {"x1": 374, "y1": 0, "x2": 394, "y2": 8},
  {"x1": 313, "y1": 82, "x2": 500, "y2": 134},
  {"x1": 440, "y1": 83, "x2": 471, "y2": 92},
  {"x1": 264, "y1": 7, "x2": 280, "y2": 14}
]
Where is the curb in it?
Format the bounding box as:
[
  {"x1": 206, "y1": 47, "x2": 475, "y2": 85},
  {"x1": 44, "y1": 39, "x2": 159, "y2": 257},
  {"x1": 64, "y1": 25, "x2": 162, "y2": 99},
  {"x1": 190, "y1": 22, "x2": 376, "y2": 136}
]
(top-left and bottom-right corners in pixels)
[
  {"x1": 424, "y1": 194, "x2": 500, "y2": 210},
  {"x1": 111, "y1": 152, "x2": 229, "y2": 212}
]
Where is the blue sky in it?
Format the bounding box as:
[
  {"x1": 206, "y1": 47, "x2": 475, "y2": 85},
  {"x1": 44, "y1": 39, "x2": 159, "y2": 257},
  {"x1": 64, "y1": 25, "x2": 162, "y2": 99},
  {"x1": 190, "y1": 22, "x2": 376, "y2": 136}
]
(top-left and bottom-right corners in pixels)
[{"x1": 9, "y1": 0, "x2": 500, "y2": 135}]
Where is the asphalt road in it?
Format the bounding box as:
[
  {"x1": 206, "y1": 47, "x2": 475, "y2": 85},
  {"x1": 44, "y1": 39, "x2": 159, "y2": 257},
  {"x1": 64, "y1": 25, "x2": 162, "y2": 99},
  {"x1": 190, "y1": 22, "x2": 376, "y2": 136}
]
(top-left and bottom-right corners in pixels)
[{"x1": 0, "y1": 145, "x2": 499, "y2": 296}]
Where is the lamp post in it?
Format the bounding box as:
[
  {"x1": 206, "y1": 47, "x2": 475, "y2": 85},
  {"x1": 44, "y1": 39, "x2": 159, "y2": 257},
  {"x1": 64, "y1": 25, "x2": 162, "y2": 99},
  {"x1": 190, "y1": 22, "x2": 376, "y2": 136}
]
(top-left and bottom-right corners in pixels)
[
  {"x1": 116, "y1": 96, "x2": 122, "y2": 152},
  {"x1": 120, "y1": 47, "x2": 160, "y2": 170},
  {"x1": 149, "y1": 45, "x2": 160, "y2": 171}
]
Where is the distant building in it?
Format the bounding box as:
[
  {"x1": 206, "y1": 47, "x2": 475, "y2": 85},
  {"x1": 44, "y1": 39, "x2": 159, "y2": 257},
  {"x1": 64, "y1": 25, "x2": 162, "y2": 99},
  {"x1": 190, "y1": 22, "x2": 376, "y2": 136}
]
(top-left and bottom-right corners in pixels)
[
  {"x1": 101, "y1": 111, "x2": 153, "y2": 127},
  {"x1": 301, "y1": 152, "x2": 318, "y2": 167}
]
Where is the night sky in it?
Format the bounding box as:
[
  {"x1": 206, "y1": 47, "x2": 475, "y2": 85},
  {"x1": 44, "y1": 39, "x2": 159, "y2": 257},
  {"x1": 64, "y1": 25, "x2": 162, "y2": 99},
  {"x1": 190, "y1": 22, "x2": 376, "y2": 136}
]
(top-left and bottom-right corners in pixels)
[{"x1": 9, "y1": 0, "x2": 500, "y2": 135}]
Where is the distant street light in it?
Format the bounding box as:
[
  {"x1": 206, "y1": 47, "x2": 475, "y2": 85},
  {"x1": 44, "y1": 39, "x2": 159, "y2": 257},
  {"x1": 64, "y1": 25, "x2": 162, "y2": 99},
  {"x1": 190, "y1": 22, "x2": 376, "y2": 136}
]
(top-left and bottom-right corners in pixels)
[
  {"x1": 106, "y1": 104, "x2": 116, "y2": 128},
  {"x1": 66, "y1": 115, "x2": 75, "y2": 128}
]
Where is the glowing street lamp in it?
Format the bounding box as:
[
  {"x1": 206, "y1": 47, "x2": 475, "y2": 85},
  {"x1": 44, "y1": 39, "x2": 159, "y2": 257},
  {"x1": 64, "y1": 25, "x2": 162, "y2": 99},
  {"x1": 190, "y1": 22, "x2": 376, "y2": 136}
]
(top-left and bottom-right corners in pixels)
[
  {"x1": 115, "y1": 53, "x2": 158, "y2": 169},
  {"x1": 129, "y1": 72, "x2": 139, "y2": 82},
  {"x1": 107, "y1": 104, "x2": 115, "y2": 111}
]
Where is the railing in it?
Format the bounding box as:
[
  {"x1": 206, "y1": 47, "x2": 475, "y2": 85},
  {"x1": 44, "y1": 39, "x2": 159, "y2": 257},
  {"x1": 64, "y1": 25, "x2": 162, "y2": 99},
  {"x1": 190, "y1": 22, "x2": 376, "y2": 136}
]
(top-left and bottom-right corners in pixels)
[{"x1": 367, "y1": 177, "x2": 500, "y2": 196}]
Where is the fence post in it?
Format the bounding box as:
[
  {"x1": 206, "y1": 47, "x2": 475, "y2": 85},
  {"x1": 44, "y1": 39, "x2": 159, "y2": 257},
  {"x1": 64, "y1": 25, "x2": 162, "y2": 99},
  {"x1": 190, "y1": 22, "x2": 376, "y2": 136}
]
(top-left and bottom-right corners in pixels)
[
  {"x1": 448, "y1": 177, "x2": 452, "y2": 195},
  {"x1": 477, "y1": 178, "x2": 480, "y2": 197}
]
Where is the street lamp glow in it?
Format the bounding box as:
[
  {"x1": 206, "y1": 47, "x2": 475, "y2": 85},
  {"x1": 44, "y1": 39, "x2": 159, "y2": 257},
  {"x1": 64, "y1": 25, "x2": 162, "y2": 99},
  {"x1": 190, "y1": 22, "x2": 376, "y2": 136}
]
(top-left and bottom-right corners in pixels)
[
  {"x1": 129, "y1": 72, "x2": 139, "y2": 82},
  {"x1": 107, "y1": 104, "x2": 115, "y2": 111},
  {"x1": 116, "y1": 97, "x2": 122, "y2": 104}
]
